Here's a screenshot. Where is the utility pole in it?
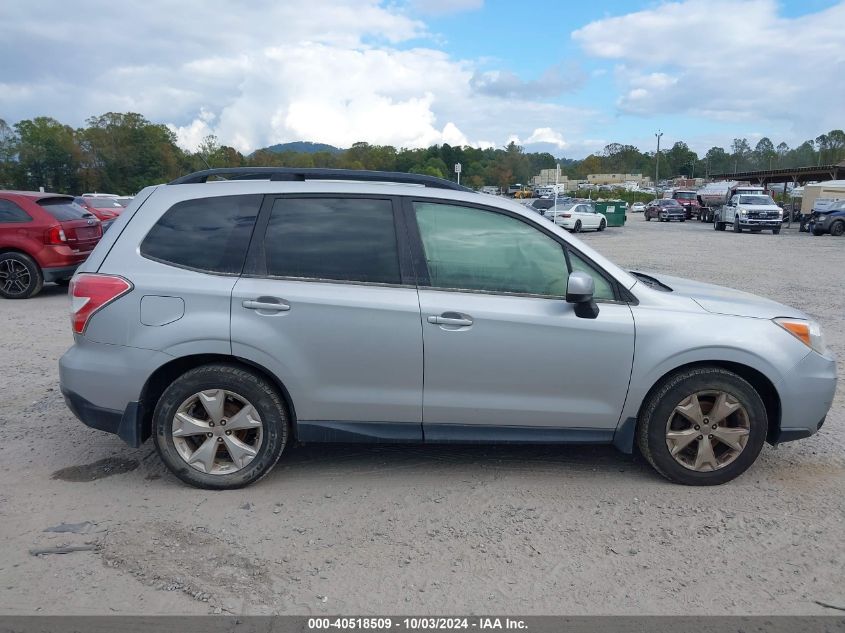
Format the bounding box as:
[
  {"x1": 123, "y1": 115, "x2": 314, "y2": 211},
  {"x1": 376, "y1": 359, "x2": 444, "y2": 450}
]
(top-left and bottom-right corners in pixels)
[{"x1": 655, "y1": 131, "x2": 663, "y2": 188}]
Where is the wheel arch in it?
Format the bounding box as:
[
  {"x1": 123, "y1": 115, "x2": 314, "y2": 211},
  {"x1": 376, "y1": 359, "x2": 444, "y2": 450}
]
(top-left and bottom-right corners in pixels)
[
  {"x1": 138, "y1": 353, "x2": 299, "y2": 444},
  {"x1": 629, "y1": 360, "x2": 781, "y2": 450}
]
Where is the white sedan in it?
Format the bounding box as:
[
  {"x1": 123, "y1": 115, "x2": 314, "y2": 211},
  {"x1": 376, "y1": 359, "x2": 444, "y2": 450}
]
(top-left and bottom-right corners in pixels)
[
  {"x1": 547, "y1": 203, "x2": 607, "y2": 232},
  {"x1": 630, "y1": 202, "x2": 646, "y2": 213}
]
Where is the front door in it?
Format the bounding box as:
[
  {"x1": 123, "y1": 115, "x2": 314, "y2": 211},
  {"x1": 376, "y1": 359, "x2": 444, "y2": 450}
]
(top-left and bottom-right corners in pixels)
[{"x1": 408, "y1": 200, "x2": 635, "y2": 440}]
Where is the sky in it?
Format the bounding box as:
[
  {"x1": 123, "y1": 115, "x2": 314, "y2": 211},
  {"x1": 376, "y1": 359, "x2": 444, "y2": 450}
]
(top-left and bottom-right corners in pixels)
[{"x1": 0, "y1": 0, "x2": 843, "y2": 158}]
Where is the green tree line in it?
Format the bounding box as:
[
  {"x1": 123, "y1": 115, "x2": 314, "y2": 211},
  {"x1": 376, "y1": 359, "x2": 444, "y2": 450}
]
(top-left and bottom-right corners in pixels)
[{"x1": 0, "y1": 112, "x2": 843, "y2": 194}]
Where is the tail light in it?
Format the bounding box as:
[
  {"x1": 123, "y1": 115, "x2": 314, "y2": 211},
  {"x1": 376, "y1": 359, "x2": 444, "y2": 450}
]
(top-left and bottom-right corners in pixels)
[
  {"x1": 45, "y1": 226, "x2": 67, "y2": 244},
  {"x1": 561, "y1": 213, "x2": 572, "y2": 218},
  {"x1": 69, "y1": 273, "x2": 133, "y2": 334}
]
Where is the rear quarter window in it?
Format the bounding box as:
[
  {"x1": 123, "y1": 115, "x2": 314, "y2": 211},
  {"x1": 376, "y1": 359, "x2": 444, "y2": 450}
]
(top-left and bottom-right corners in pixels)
[
  {"x1": 0, "y1": 199, "x2": 33, "y2": 223},
  {"x1": 140, "y1": 195, "x2": 261, "y2": 274}
]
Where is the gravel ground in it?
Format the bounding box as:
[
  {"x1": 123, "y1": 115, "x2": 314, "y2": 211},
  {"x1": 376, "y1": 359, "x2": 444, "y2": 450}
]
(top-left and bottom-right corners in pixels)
[{"x1": 0, "y1": 217, "x2": 842, "y2": 616}]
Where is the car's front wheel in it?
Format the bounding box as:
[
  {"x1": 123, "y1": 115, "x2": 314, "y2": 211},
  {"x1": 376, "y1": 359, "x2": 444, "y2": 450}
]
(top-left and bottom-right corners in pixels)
[
  {"x1": 637, "y1": 367, "x2": 767, "y2": 485},
  {"x1": 831, "y1": 220, "x2": 844, "y2": 237},
  {"x1": 153, "y1": 364, "x2": 289, "y2": 489},
  {"x1": 597, "y1": 219, "x2": 606, "y2": 231}
]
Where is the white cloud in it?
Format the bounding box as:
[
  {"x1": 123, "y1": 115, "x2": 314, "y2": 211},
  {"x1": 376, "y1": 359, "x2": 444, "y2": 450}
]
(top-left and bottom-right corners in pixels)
[
  {"x1": 525, "y1": 127, "x2": 567, "y2": 150},
  {"x1": 0, "y1": 0, "x2": 594, "y2": 154},
  {"x1": 572, "y1": 0, "x2": 845, "y2": 137}
]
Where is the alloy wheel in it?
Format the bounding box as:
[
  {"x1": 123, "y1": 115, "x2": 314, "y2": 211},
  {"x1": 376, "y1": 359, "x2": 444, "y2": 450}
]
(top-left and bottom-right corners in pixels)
[
  {"x1": 0, "y1": 258, "x2": 32, "y2": 296},
  {"x1": 665, "y1": 390, "x2": 751, "y2": 472},
  {"x1": 171, "y1": 389, "x2": 264, "y2": 475}
]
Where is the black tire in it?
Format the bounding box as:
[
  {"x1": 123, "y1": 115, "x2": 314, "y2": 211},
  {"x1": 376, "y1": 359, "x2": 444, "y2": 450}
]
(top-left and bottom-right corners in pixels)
[
  {"x1": 597, "y1": 219, "x2": 606, "y2": 232},
  {"x1": 153, "y1": 364, "x2": 289, "y2": 489},
  {"x1": 831, "y1": 221, "x2": 844, "y2": 237},
  {"x1": 733, "y1": 219, "x2": 741, "y2": 233},
  {"x1": 0, "y1": 251, "x2": 43, "y2": 299},
  {"x1": 680, "y1": 218, "x2": 686, "y2": 222},
  {"x1": 636, "y1": 367, "x2": 768, "y2": 486},
  {"x1": 645, "y1": 214, "x2": 651, "y2": 221},
  {"x1": 812, "y1": 228, "x2": 825, "y2": 236},
  {"x1": 573, "y1": 220, "x2": 582, "y2": 233},
  {"x1": 772, "y1": 227, "x2": 781, "y2": 235}
]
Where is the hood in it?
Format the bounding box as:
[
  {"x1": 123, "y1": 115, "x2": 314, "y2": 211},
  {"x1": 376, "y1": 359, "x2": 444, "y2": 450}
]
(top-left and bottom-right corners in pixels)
[{"x1": 633, "y1": 272, "x2": 806, "y2": 320}]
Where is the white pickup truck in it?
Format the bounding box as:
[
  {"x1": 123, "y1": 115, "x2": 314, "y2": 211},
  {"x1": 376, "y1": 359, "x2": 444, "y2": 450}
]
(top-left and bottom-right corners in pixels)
[{"x1": 713, "y1": 187, "x2": 782, "y2": 234}]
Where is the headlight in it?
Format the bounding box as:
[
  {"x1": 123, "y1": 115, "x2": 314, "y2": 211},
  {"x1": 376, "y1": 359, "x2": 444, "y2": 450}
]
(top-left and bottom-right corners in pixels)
[
  {"x1": 774, "y1": 318, "x2": 828, "y2": 355},
  {"x1": 739, "y1": 209, "x2": 747, "y2": 216}
]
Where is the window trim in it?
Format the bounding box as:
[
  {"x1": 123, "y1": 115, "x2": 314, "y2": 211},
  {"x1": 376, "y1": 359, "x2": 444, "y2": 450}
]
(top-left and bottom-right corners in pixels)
[
  {"x1": 139, "y1": 193, "x2": 263, "y2": 277},
  {"x1": 402, "y1": 196, "x2": 630, "y2": 303},
  {"x1": 242, "y1": 193, "x2": 415, "y2": 288}
]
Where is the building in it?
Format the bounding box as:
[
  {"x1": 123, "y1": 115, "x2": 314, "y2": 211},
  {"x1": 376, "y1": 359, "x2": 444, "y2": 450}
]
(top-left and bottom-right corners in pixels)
[
  {"x1": 532, "y1": 169, "x2": 572, "y2": 189},
  {"x1": 587, "y1": 173, "x2": 645, "y2": 186}
]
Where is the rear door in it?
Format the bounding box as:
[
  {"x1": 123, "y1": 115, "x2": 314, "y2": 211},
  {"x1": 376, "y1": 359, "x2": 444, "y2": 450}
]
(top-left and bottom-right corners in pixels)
[{"x1": 230, "y1": 195, "x2": 424, "y2": 439}]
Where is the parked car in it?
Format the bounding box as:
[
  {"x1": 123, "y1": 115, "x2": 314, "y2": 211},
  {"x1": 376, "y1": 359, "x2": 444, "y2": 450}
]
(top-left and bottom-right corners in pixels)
[
  {"x1": 525, "y1": 198, "x2": 555, "y2": 215},
  {"x1": 810, "y1": 199, "x2": 845, "y2": 236},
  {"x1": 645, "y1": 199, "x2": 686, "y2": 222},
  {"x1": 0, "y1": 191, "x2": 102, "y2": 299},
  {"x1": 548, "y1": 202, "x2": 607, "y2": 232},
  {"x1": 630, "y1": 202, "x2": 646, "y2": 213},
  {"x1": 59, "y1": 168, "x2": 836, "y2": 490},
  {"x1": 114, "y1": 196, "x2": 134, "y2": 207},
  {"x1": 713, "y1": 193, "x2": 782, "y2": 234},
  {"x1": 74, "y1": 195, "x2": 124, "y2": 223}
]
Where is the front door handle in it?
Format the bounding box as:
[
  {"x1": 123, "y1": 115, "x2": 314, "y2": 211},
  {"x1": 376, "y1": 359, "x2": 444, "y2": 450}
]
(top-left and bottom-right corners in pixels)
[
  {"x1": 427, "y1": 313, "x2": 473, "y2": 327},
  {"x1": 242, "y1": 298, "x2": 291, "y2": 312}
]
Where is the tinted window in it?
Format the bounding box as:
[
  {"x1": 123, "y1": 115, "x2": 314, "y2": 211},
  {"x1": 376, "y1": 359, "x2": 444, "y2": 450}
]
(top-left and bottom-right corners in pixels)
[
  {"x1": 0, "y1": 199, "x2": 32, "y2": 223},
  {"x1": 264, "y1": 197, "x2": 400, "y2": 284},
  {"x1": 85, "y1": 197, "x2": 123, "y2": 209},
  {"x1": 141, "y1": 195, "x2": 261, "y2": 274},
  {"x1": 38, "y1": 198, "x2": 92, "y2": 221},
  {"x1": 414, "y1": 202, "x2": 568, "y2": 297}
]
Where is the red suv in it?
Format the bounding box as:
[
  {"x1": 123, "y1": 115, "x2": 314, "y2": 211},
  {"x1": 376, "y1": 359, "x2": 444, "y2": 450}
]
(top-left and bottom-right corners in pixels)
[{"x1": 0, "y1": 191, "x2": 103, "y2": 299}]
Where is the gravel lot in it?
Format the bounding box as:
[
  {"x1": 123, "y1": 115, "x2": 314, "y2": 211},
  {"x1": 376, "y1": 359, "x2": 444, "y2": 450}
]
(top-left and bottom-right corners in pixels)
[{"x1": 0, "y1": 217, "x2": 842, "y2": 616}]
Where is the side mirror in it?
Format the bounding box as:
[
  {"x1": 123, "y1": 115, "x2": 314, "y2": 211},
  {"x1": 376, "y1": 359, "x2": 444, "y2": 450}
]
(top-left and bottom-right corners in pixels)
[{"x1": 566, "y1": 271, "x2": 599, "y2": 319}]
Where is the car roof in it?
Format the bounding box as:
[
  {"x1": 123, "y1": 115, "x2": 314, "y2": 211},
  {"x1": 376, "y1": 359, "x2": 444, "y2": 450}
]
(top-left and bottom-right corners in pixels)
[{"x1": 0, "y1": 190, "x2": 73, "y2": 200}]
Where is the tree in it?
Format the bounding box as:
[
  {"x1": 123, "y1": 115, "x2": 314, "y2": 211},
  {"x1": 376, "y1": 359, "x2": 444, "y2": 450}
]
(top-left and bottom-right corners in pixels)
[
  {"x1": 753, "y1": 137, "x2": 775, "y2": 170},
  {"x1": 0, "y1": 118, "x2": 17, "y2": 188},
  {"x1": 14, "y1": 117, "x2": 80, "y2": 193},
  {"x1": 730, "y1": 138, "x2": 752, "y2": 172}
]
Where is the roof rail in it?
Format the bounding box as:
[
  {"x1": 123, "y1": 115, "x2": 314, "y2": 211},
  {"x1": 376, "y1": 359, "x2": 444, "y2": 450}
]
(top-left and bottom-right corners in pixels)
[{"x1": 168, "y1": 167, "x2": 473, "y2": 191}]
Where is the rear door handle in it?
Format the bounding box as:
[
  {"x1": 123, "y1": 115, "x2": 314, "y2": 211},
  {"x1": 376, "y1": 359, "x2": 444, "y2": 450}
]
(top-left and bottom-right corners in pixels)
[
  {"x1": 242, "y1": 298, "x2": 291, "y2": 312},
  {"x1": 427, "y1": 314, "x2": 473, "y2": 327}
]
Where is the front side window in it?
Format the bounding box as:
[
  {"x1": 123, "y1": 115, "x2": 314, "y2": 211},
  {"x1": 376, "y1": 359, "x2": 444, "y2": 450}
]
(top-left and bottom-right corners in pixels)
[
  {"x1": 568, "y1": 251, "x2": 615, "y2": 301},
  {"x1": 414, "y1": 202, "x2": 569, "y2": 297},
  {"x1": 0, "y1": 199, "x2": 32, "y2": 223},
  {"x1": 141, "y1": 194, "x2": 261, "y2": 274},
  {"x1": 264, "y1": 197, "x2": 400, "y2": 285}
]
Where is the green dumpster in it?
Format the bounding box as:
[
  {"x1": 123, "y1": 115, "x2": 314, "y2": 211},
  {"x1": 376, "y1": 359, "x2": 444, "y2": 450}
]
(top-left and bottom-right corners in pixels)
[{"x1": 595, "y1": 201, "x2": 627, "y2": 227}]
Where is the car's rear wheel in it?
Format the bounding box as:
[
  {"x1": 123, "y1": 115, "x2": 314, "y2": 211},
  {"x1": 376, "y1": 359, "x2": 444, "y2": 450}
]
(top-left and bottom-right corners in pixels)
[
  {"x1": 573, "y1": 220, "x2": 582, "y2": 233},
  {"x1": 831, "y1": 220, "x2": 844, "y2": 237},
  {"x1": 0, "y1": 252, "x2": 43, "y2": 299},
  {"x1": 153, "y1": 364, "x2": 289, "y2": 489},
  {"x1": 637, "y1": 367, "x2": 767, "y2": 485}
]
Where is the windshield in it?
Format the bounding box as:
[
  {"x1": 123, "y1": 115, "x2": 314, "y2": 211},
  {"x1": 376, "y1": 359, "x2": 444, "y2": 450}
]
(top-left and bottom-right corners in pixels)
[
  {"x1": 674, "y1": 192, "x2": 695, "y2": 200},
  {"x1": 660, "y1": 200, "x2": 682, "y2": 207},
  {"x1": 738, "y1": 195, "x2": 776, "y2": 206}
]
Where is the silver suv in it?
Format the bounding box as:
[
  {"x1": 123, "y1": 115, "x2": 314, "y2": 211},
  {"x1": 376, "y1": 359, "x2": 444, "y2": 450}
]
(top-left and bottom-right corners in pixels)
[{"x1": 59, "y1": 168, "x2": 837, "y2": 489}]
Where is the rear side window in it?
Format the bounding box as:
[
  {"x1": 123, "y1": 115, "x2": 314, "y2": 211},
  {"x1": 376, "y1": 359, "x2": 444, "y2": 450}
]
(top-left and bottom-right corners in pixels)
[
  {"x1": 141, "y1": 195, "x2": 261, "y2": 274},
  {"x1": 0, "y1": 199, "x2": 32, "y2": 223},
  {"x1": 37, "y1": 198, "x2": 90, "y2": 221},
  {"x1": 263, "y1": 197, "x2": 400, "y2": 284}
]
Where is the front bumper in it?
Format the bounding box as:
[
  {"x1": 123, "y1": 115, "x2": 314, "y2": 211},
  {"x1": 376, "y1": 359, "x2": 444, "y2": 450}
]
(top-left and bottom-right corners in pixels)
[
  {"x1": 773, "y1": 350, "x2": 837, "y2": 444},
  {"x1": 738, "y1": 218, "x2": 781, "y2": 228}
]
